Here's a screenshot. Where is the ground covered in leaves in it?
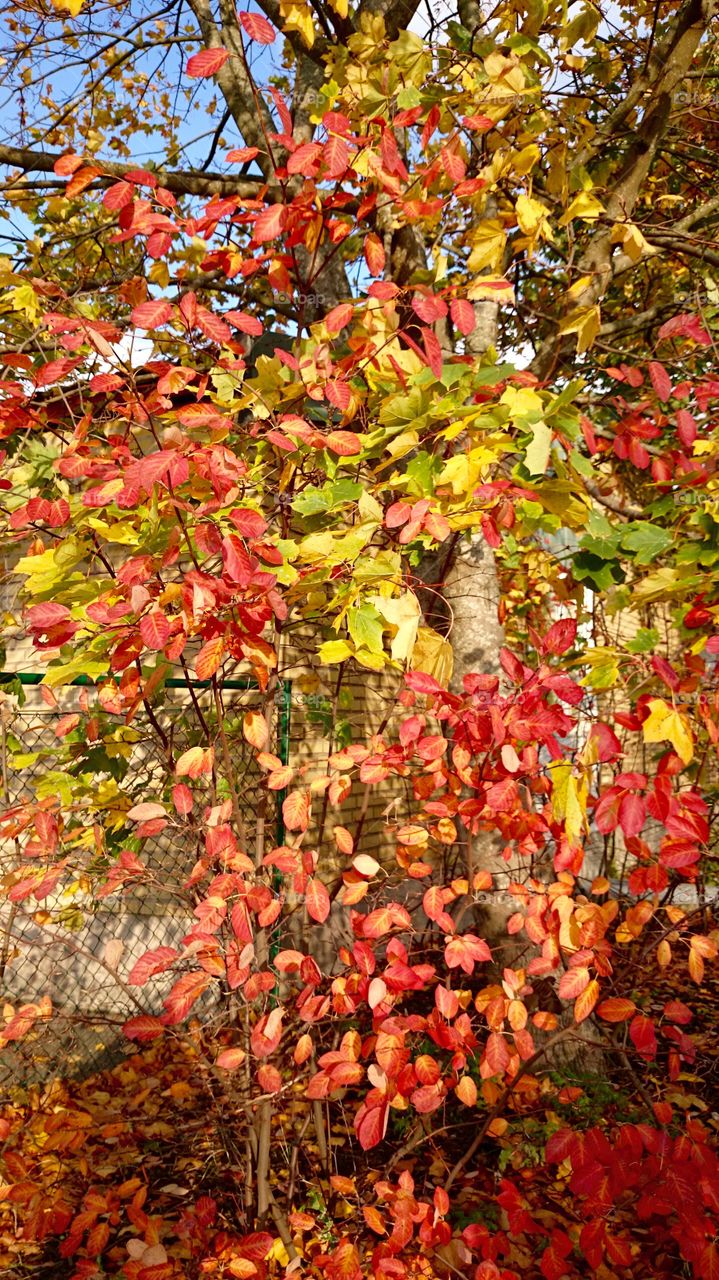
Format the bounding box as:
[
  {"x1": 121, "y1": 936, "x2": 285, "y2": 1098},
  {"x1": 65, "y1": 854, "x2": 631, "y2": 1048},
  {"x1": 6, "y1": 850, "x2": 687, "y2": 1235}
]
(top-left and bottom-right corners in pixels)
[{"x1": 2, "y1": 940, "x2": 719, "y2": 1280}]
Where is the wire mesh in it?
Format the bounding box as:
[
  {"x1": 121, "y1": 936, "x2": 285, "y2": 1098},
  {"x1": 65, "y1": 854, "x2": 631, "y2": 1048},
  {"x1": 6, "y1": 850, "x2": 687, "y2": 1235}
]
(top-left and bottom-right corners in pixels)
[{"x1": 0, "y1": 678, "x2": 289, "y2": 1088}]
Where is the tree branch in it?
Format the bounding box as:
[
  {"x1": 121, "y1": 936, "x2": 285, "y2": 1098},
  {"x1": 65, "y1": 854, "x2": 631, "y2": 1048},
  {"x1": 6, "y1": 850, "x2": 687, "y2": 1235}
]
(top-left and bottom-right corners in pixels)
[{"x1": 0, "y1": 142, "x2": 263, "y2": 199}]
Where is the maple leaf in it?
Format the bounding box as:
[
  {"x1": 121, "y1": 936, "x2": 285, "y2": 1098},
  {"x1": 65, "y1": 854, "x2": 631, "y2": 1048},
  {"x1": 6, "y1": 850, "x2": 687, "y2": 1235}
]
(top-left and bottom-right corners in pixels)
[{"x1": 642, "y1": 698, "x2": 693, "y2": 764}]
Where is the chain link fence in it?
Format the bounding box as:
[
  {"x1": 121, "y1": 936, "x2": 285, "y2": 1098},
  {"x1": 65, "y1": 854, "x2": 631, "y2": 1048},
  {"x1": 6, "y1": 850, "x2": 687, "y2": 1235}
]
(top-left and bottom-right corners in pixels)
[{"x1": 0, "y1": 675, "x2": 290, "y2": 1087}]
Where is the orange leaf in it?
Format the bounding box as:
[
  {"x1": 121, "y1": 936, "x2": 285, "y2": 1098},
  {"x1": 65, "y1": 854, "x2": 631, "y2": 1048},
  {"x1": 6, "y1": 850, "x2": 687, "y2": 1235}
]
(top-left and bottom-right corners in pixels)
[
  {"x1": 195, "y1": 636, "x2": 225, "y2": 681},
  {"x1": 558, "y1": 967, "x2": 590, "y2": 1000},
  {"x1": 325, "y1": 302, "x2": 353, "y2": 334},
  {"x1": 574, "y1": 978, "x2": 600, "y2": 1023},
  {"x1": 334, "y1": 826, "x2": 354, "y2": 854},
  {"x1": 363, "y1": 1206, "x2": 386, "y2": 1235},
  {"x1": 243, "y1": 710, "x2": 268, "y2": 750},
  {"x1": 597, "y1": 997, "x2": 636, "y2": 1022},
  {"x1": 306, "y1": 877, "x2": 330, "y2": 923},
  {"x1": 176, "y1": 745, "x2": 214, "y2": 778},
  {"x1": 282, "y1": 789, "x2": 310, "y2": 831},
  {"x1": 217, "y1": 1047, "x2": 247, "y2": 1070},
  {"x1": 455, "y1": 1075, "x2": 477, "y2": 1106}
]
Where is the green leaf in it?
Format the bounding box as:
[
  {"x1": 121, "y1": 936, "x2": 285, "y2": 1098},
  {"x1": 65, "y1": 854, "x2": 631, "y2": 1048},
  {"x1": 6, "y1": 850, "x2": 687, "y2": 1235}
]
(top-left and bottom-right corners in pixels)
[
  {"x1": 572, "y1": 550, "x2": 624, "y2": 592},
  {"x1": 621, "y1": 522, "x2": 674, "y2": 565},
  {"x1": 43, "y1": 657, "x2": 110, "y2": 687},
  {"x1": 580, "y1": 511, "x2": 623, "y2": 558},
  {"x1": 626, "y1": 627, "x2": 660, "y2": 654},
  {"x1": 292, "y1": 479, "x2": 362, "y2": 517},
  {"x1": 348, "y1": 604, "x2": 384, "y2": 655}
]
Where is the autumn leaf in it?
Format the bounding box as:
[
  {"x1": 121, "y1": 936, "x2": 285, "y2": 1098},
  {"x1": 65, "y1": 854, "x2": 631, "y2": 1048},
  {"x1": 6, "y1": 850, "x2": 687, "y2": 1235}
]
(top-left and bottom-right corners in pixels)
[
  {"x1": 243, "y1": 710, "x2": 268, "y2": 750},
  {"x1": 186, "y1": 47, "x2": 230, "y2": 77},
  {"x1": 642, "y1": 698, "x2": 693, "y2": 764},
  {"x1": 305, "y1": 877, "x2": 330, "y2": 923},
  {"x1": 574, "y1": 979, "x2": 600, "y2": 1023},
  {"x1": 238, "y1": 10, "x2": 276, "y2": 42}
]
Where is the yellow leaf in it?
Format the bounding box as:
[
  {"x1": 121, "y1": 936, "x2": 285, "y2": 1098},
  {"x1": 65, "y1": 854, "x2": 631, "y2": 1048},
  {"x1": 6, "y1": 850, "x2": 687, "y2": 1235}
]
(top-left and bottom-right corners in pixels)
[
  {"x1": 51, "y1": 0, "x2": 84, "y2": 13},
  {"x1": 642, "y1": 698, "x2": 693, "y2": 765},
  {"x1": 559, "y1": 305, "x2": 601, "y2": 354},
  {"x1": 410, "y1": 626, "x2": 453, "y2": 686},
  {"x1": 611, "y1": 221, "x2": 654, "y2": 263},
  {"x1": 354, "y1": 647, "x2": 386, "y2": 671},
  {"x1": 3, "y1": 283, "x2": 42, "y2": 322},
  {"x1": 515, "y1": 194, "x2": 554, "y2": 243},
  {"x1": 267, "y1": 1238, "x2": 290, "y2": 1266},
  {"x1": 278, "y1": 0, "x2": 315, "y2": 45},
  {"x1": 513, "y1": 143, "x2": 541, "y2": 174},
  {"x1": 550, "y1": 762, "x2": 588, "y2": 842},
  {"x1": 558, "y1": 191, "x2": 605, "y2": 225},
  {"x1": 574, "y1": 978, "x2": 599, "y2": 1023},
  {"x1": 524, "y1": 422, "x2": 553, "y2": 476},
  {"x1": 501, "y1": 385, "x2": 544, "y2": 422},
  {"x1": 466, "y1": 220, "x2": 506, "y2": 273},
  {"x1": 369, "y1": 591, "x2": 420, "y2": 662},
  {"x1": 318, "y1": 639, "x2": 353, "y2": 663}
]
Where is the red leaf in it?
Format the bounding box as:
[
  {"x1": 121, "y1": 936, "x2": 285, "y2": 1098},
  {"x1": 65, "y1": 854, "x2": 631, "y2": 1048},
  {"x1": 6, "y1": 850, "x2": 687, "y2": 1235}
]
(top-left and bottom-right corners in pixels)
[
  {"x1": 441, "y1": 146, "x2": 466, "y2": 181},
  {"x1": 251, "y1": 1007, "x2": 283, "y2": 1057},
  {"x1": 306, "y1": 878, "x2": 330, "y2": 923},
  {"x1": 229, "y1": 506, "x2": 267, "y2": 537},
  {"x1": 195, "y1": 636, "x2": 225, "y2": 680},
  {"x1": 102, "y1": 181, "x2": 135, "y2": 211},
  {"x1": 186, "y1": 47, "x2": 230, "y2": 77},
  {"x1": 282, "y1": 789, "x2": 310, "y2": 832},
  {"x1": 450, "y1": 297, "x2": 475, "y2": 336},
  {"x1": 123, "y1": 1015, "x2": 166, "y2": 1042},
  {"x1": 196, "y1": 303, "x2": 231, "y2": 344},
  {"x1": 224, "y1": 310, "x2": 263, "y2": 336},
  {"x1": 364, "y1": 234, "x2": 385, "y2": 275},
  {"x1": 226, "y1": 146, "x2": 260, "y2": 163},
  {"x1": 544, "y1": 617, "x2": 577, "y2": 655},
  {"x1": 172, "y1": 783, "x2": 194, "y2": 815},
  {"x1": 222, "y1": 533, "x2": 253, "y2": 586},
  {"x1": 411, "y1": 1082, "x2": 445, "y2": 1113},
  {"x1": 619, "y1": 792, "x2": 645, "y2": 839},
  {"x1": 217, "y1": 1047, "x2": 247, "y2": 1070},
  {"x1": 238, "y1": 10, "x2": 276, "y2": 42},
  {"x1": 324, "y1": 135, "x2": 350, "y2": 178},
  {"x1": 253, "y1": 204, "x2": 287, "y2": 243},
  {"x1": 131, "y1": 299, "x2": 173, "y2": 329},
  {"x1": 163, "y1": 970, "x2": 212, "y2": 1023},
  {"x1": 325, "y1": 302, "x2": 354, "y2": 334},
  {"x1": 629, "y1": 1014, "x2": 657, "y2": 1058},
  {"x1": 325, "y1": 430, "x2": 361, "y2": 456},
  {"x1": 140, "y1": 610, "x2": 171, "y2": 650},
  {"x1": 484, "y1": 1031, "x2": 510, "y2": 1074},
  {"x1": 658, "y1": 312, "x2": 712, "y2": 346},
  {"x1": 676, "y1": 408, "x2": 697, "y2": 447},
  {"x1": 128, "y1": 946, "x2": 179, "y2": 986},
  {"x1": 288, "y1": 142, "x2": 323, "y2": 175},
  {"x1": 412, "y1": 293, "x2": 448, "y2": 324},
  {"x1": 558, "y1": 967, "x2": 590, "y2": 1000},
  {"x1": 175, "y1": 745, "x2": 214, "y2": 778},
  {"x1": 648, "y1": 360, "x2": 672, "y2": 402},
  {"x1": 421, "y1": 326, "x2": 443, "y2": 379},
  {"x1": 355, "y1": 1097, "x2": 389, "y2": 1150}
]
